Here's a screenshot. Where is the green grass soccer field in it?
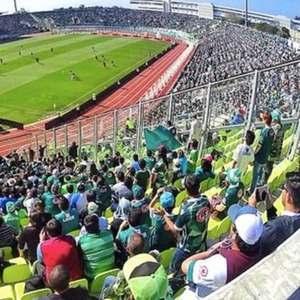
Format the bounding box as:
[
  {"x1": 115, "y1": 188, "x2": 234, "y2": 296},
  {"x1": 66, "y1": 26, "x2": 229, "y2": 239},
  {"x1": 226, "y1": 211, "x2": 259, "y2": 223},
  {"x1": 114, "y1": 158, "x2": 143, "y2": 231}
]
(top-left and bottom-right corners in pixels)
[{"x1": 0, "y1": 34, "x2": 170, "y2": 124}]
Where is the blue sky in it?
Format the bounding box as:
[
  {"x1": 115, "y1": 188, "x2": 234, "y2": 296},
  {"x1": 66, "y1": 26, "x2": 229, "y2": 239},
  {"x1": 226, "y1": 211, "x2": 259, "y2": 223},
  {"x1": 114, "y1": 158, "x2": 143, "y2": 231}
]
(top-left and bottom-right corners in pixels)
[{"x1": 0, "y1": 0, "x2": 299, "y2": 19}]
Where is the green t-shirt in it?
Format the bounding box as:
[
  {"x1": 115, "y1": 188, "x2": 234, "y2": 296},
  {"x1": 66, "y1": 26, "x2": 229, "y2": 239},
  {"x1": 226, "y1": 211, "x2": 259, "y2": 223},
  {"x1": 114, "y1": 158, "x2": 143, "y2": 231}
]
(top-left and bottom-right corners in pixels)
[
  {"x1": 42, "y1": 192, "x2": 60, "y2": 217},
  {"x1": 150, "y1": 212, "x2": 177, "y2": 252},
  {"x1": 117, "y1": 224, "x2": 151, "y2": 252},
  {"x1": 187, "y1": 150, "x2": 199, "y2": 173},
  {"x1": 255, "y1": 127, "x2": 275, "y2": 164},
  {"x1": 94, "y1": 185, "x2": 112, "y2": 211},
  {"x1": 3, "y1": 213, "x2": 20, "y2": 230},
  {"x1": 78, "y1": 230, "x2": 115, "y2": 280},
  {"x1": 175, "y1": 195, "x2": 210, "y2": 253},
  {"x1": 54, "y1": 209, "x2": 79, "y2": 234},
  {"x1": 152, "y1": 160, "x2": 167, "y2": 188},
  {"x1": 222, "y1": 182, "x2": 245, "y2": 213},
  {"x1": 135, "y1": 169, "x2": 150, "y2": 192},
  {"x1": 144, "y1": 156, "x2": 156, "y2": 171}
]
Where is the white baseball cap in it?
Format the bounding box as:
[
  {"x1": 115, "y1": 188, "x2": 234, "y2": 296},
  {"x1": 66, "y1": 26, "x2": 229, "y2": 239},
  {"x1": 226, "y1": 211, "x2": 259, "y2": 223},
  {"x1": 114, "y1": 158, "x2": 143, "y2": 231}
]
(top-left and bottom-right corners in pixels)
[{"x1": 228, "y1": 205, "x2": 263, "y2": 245}]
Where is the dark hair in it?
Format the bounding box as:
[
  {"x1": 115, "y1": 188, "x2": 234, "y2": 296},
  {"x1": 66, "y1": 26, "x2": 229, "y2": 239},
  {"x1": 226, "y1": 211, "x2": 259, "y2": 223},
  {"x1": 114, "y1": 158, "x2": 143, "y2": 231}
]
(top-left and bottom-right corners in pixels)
[
  {"x1": 58, "y1": 196, "x2": 69, "y2": 211},
  {"x1": 34, "y1": 200, "x2": 45, "y2": 212},
  {"x1": 190, "y1": 139, "x2": 199, "y2": 149},
  {"x1": 49, "y1": 264, "x2": 70, "y2": 292},
  {"x1": 97, "y1": 175, "x2": 106, "y2": 186},
  {"x1": 124, "y1": 176, "x2": 133, "y2": 190},
  {"x1": 138, "y1": 159, "x2": 146, "y2": 170},
  {"x1": 46, "y1": 219, "x2": 62, "y2": 238},
  {"x1": 86, "y1": 190, "x2": 96, "y2": 203},
  {"x1": 128, "y1": 207, "x2": 141, "y2": 227},
  {"x1": 127, "y1": 167, "x2": 136, "y2": 177},
  {"x1": 84, "y1": 214, "x2": 99, "y2": 234},
  {"x1": 234, "y1": 229, "x2": 261, "y2": 253},
  {"x1": 245, "y1": 130, "x2": 255, "y2": 146},
  {"x1": 119, "y1": 157, "x2": 125, "y2": 164},
  {"x1": 77, "y1": 183, "x2": 85, "y2": 193},
  {"x1": 133, "y1": 154, "x2": 138, "y2": 162},
  {"x1": 147, "y1": 150, "x2": 153, "y2": 157},
  {"x1": 117, "y1": 172, "x2": 125, "y2": 182},
  {"x1": 285, "y1": 172, "x2": 300, "y2": 209},
  {"x1": 201, "y1": 159, "x2": 212, "y2": 173},
  {"x1": 66, "y1": 184, "x2": 74, "y2": 194},
  {"x1": 127, "y1": 233, "x2": 144, "y2": 256},
  {"x1": 184, "y1": 174, "x2": 200, "y2": 196},
  {"x1": 29, "y1": 209, "x2": 40, "y2": 227}
]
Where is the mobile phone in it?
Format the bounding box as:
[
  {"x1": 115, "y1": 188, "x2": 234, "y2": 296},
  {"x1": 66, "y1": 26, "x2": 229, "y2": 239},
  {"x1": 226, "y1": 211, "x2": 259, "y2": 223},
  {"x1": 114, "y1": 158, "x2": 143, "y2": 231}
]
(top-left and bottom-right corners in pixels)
[{"x1": 255, "y1": 185, "x2": 269, "y2": 202}]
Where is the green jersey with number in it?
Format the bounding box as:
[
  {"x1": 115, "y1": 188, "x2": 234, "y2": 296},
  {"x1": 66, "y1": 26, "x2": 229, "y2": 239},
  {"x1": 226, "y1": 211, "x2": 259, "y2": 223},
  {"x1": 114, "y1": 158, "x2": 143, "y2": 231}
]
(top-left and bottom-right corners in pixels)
[{"x1": 175, "y1": 195, "x2": 210, "y2": 253}]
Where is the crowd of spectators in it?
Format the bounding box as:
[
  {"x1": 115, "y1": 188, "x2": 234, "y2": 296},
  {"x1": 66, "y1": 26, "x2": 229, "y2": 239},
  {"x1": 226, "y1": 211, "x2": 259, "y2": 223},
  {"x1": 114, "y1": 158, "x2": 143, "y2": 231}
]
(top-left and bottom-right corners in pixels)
[{"x1": 0, "y1": 126, "x2": 299, "y2": 299}]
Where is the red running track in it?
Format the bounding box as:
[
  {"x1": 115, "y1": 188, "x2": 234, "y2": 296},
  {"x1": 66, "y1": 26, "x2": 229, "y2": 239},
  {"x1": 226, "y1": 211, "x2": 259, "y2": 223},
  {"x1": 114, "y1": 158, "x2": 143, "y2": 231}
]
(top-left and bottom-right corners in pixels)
[{"x1": 0, "y1": 42, "x2": 187, "y2": 155}]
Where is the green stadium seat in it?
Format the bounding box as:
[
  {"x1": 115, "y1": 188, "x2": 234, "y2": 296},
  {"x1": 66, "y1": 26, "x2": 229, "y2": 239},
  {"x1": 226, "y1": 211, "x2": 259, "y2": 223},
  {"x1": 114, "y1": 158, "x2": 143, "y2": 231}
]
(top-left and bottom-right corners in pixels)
[
  {"x1": 174, "y1": 286, "x2": 186, "y2": 299},
  {"x1": 20, "y1": 218, "x2": 29, "y2": 228},
  {"x1": 2, "y1": 264, "x2": 32, "y2": 284},
  {"x1": 104, "y1": 208, "x2": 113, "y2": 218},
  {"x1": 17, "y1": 209, "x2": 27, "y2": 219},
  {"x1": 161, "y1": 247, "x2": 175, "y2": 270},
  {"x1": 1, "y1": 247, "x2": 13, "y2": 260},
  {"x1": 68, "y1": 229, "x2": 81, "y2": 237},
  {"x1": 175, "y1": 190, "x2": 187, "y2": 207},
  {"x1": 214, "y1": 216, "x2": 231, "y2": 240},
  {"x1": 89, "y1": 268, "x2": 119, "y2": 296},
  {"x1": 0, "y1": 284, "x2": 15, "y2": 300},
  {"x1": 69, "y1": 278, "x2": 89, "y2": 290},
  {"x1": 9, "y1": 257, "x2": 27, "y2": 265},
  {"x1": 172, "y1": 178, "x2": 183, "y2": 190},
  {"x1": 15, "y1": 282, "x2": 52, "y2": 300}
]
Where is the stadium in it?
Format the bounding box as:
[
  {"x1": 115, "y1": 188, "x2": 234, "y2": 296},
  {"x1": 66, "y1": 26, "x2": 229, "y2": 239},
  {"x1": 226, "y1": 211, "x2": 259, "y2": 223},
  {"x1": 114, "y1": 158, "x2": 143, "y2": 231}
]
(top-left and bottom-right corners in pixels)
[{"x1": 0, "y1": 1, "x2": 299, "y2": 299}]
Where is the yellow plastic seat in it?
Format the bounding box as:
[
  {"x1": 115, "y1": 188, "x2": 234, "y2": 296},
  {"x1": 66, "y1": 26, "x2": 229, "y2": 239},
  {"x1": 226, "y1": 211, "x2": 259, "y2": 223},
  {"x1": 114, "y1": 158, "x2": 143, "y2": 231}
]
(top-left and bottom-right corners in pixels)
[
  {"x1": 20, "y1": 218, "x2": 30, "y2": 228},
  {"x1": 204, "y1": 187, "x2": 219, "y2": 198},
  {"x1": 207, "y1": 217, "x2": 221, "y2": 240},
  {"x1": 68, "y1": 228, "x2": 81, "y2": 237},
  {"x1": 172, "y1": 178, "x2": 183, "y2": 190},
  {"x1": 2, "y1": 264, "x2": 32, "y2": 284},
  {"x1": 161, "y1": 247, "x2": 175, "y2": 270},
  {"x1": 215, "y1": 216, "x2": 231, "y2": 240},
  {"x1": 9, "y1": 257, "x2": 27, "y2": 265},
  {"x1": 1, "y1": 247, "x2": 13, "y2": 260},
  {"x1": 104, "y1": 208, "x2": 113, "y2": 218},
  {"x1": 175, "y1": 190, "x2": 187, "y2": 207},
  {"x1": 0, "y1": 285, "x2": 15, "y2": 300},
  {"x1": 15, "y1": 282, "x2": 52, "y2": 300},
  {"x1": 69, "y1": 278, "x2": 89, "y2": 290},
  {"x1": 89, "y1": 268, "x2": 119, "y2": 296}
]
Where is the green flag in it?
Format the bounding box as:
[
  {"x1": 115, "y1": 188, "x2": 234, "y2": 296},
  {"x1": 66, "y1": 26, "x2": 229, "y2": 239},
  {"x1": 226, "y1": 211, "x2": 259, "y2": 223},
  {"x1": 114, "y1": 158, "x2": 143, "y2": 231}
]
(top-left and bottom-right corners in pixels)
[{"x1": 144, "y1": 125, "x2": 182, "y2": 151}]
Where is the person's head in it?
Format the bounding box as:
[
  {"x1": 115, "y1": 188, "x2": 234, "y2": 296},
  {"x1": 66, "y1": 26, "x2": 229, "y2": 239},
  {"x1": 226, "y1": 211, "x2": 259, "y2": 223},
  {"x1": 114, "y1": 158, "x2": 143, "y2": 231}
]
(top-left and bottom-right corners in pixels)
[
  {"x1": 48, "y1": 264, "x2": 70, "y2": 294},
  {"x1": 84, "y1": 214, "x2": 99, "y2": 234},
  {"x1": 261, "y1": 111, "x2": 272, "y2": 126},
  {"x1": 271, "y1": 109, "x2": 282, "y2": 124},
  {"x1": 225, "y1": 168, "x2": 241, "y2": 186},
  {"x1": 245, "y1": 130, "x2": 255, "y2": 146},
  {"x1": 86, "y1": 190, "x2": 96, "y2": 203},
  {"x1": 123, "y1": 254, "x2": 168, "y2": 300},
  {"x1": 184, "y1": 174, "x2": 200, "y2": 197},
  {"x1": 58, "y1": 196, "x2": 69, "y2": 211},
  {"x1": 66, "y1": 184, "x2": 74, "y2": 194},
  {"x1": 119, "y1": 157, "x2": 125, "y2": 165},
  {"x1": 132, "y1": 185, "x2": 145, "y2": 200},
  {"x1": 34, "y1": 200, "x2": 45, "y2": 213},
  {"x1": 46, "y1": 219, "x2": 62, "y2": 238},
  {"x1": 125, "y1": 176, "x2": 133, "y2": 190},
  {"x1": 138, "y1": 159, "x2": 146, "y2": 170},
  {"x1": 77, "y1": 183, "x2": 85, "y2": 193},
  {"x1": 97, "y1": 175, "x2": 106, "y2": 186},
  {"x1": 128, "y1": 207, "x2": 141, "y2": 228},
  {"x1": 126, "y1": 233, "x2": 145, "y2": 257},
  {"x1": 29, "y1": 209, "x2": 40, "y2": 227},
  {"x1": 177, "y1": 149, "x2": 184, "y2": 158},
  {"x1": 160, "y1": 191, "x2": 175, "y2": 214},
  {"x1": 201, "y1": 159, "x2": 212, "y2": 173},
  {"x1": 133, "y1": 154, "x2": 138, "y2": 162},
  {"x1": 117, "y1": 172, "x2": 125, "y2": 183},
  {"x1": 282, "y1": 172, "x2": 300, "y2": 212},
  {"x1": 51, "y1": 184, "x2": 60, "y2": 195},
  {"x1": 127, "y1": 167, "x2": 136, "y2": 177},
  {"x1": 147, "y1": 150, "x2": 153, "y2": 157},
  {"x1": 228, "y1": 205, "x2": 263, "y2": 253},
  {"x1": 190, "y1": 139, "x2": 198, "y2": 150}
]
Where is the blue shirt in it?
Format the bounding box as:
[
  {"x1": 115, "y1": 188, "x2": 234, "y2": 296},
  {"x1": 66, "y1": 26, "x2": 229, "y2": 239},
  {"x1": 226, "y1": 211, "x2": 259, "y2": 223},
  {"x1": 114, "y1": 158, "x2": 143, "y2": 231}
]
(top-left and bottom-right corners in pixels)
[{"x1": 131, "y1": 161, "x2": 140, "y2": 172}]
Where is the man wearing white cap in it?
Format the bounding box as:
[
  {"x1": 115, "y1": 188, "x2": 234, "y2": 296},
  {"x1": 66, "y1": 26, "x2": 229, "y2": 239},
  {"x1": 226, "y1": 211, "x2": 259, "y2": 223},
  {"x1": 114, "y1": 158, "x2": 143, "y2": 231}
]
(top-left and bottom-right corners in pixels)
[{"x1": 180, "y1": 205, "x2": 263, "y2": 299}]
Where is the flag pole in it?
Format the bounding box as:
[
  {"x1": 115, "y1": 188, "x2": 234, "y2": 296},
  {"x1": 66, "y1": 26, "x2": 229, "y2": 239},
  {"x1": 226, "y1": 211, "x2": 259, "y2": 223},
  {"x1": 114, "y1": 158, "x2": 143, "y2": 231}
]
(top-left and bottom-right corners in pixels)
[{"x1": 245, "y1": 0, "x2": 248, "y2": 27}]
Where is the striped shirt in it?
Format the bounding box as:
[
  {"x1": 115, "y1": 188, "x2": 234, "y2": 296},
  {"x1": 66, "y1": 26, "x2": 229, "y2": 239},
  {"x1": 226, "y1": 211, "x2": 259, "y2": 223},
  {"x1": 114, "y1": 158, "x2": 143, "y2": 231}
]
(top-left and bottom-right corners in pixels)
[
  {"x1": 0, "y1": 224, "x2": 18, "y2": 247},
  {"x1": 78, "y1": 229, "x2": 115, "y2": 279}
]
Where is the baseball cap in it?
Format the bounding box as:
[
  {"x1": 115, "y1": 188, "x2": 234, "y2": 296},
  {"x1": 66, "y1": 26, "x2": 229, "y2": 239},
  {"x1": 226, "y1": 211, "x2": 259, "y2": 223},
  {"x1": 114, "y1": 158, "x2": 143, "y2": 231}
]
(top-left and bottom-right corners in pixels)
[
  {"x1": 228, "y1": 204, "x2": 263, "y2": 245},
  {"x1": 204, "y1": 154, "x2": 213, "y2": 163},
  {"x1": 88, "y1": 202, "x2": 99, "y2": 214},
  {"x1": 6, "y1": 202, "x2": 16, "y2": 213},
  {"x1": 123, "y1": 254, "x2": 168, "y2": 300},
  {"x1": 226, "y1": 168, "x2": 241, "y2": 185},
  {"x1": 132, "y1": 185, "x2": 145, "y2": 200},
  {"x1": 160, "y1": 191, "x2": 175, "y2": 209}
]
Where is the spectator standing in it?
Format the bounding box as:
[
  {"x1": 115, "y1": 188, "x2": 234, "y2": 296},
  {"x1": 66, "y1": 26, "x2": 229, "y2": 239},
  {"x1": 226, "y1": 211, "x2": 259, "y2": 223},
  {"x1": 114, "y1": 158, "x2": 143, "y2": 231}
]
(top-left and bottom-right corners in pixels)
[
  {"x1": 3, "y1": 202, "x2": 20, "y2": 230},
  {"x1": 70, "y1": 183, "x2": 88, "y2": 213},
  {"x1": 250, "y1": 112, "x2": 275, "y2": 193},
  {"x1": 232, "y1": 130, "x2": 255, "y2": 174},
  {"x1": 131, "y1": 154, "x2": 140, "y2": 172},
  {"x1": 68, "y1": 142, "x2": 78, "y2": 160},
  {"x1": 265, "y1": 110, "x2": 285, "y2": 181},
  {"x1": 134, "y1": 159, "x2": 150, "y2": 192},
  {"x1": 114, "y1": 157, "x2": 127, "y2": 175},
  {"x1": 187, "y1": 139, "x2": 199, "y2": 174},
  {"x1": 144, "y1": 150, "x2": 156, "y2": 171}
]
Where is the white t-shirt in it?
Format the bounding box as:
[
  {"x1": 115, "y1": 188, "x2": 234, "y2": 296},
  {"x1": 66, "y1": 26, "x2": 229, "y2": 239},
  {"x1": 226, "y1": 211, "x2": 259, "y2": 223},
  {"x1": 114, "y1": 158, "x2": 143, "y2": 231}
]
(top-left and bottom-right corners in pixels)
[
  {"x1": 232, "y1": 144, "x2": 254, "y2": 174},
  {"x1": 182, "y1": 254, "x2": 227, "y2": 299}
]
